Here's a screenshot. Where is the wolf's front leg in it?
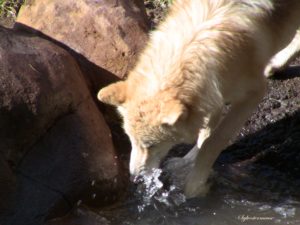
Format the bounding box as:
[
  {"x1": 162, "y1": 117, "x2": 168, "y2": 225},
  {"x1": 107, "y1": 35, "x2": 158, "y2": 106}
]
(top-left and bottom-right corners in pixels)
[
  {"x1": 163, "y1": 128, "x2": 213, "y2": 188},
  {"x1": 164, "y1": 113, "x2": 222, "y2": 188},
  {"x1": 264, "y1": 28, "x2": 300, "y2": 77},
  {"x1": 184, "y1": 86, "x2": 266, "y2": 198}
]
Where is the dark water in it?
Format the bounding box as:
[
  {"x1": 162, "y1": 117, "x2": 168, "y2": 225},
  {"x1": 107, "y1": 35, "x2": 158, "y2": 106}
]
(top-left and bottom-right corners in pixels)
[{"x1": 95, "y1": 164, "x2": 300, "y2": 225}]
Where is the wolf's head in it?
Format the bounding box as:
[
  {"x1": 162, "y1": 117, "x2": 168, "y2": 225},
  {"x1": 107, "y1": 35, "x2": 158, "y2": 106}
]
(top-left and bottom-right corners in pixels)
[{"x1": 97, "y1": 80, "x2": 198, "y2": 176}]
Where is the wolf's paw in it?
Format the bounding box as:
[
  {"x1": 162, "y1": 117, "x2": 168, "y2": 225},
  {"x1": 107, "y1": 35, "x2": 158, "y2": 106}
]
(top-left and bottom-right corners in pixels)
[
  {"x1": 184, "y1": 179, "x2": 211, "y2": 199},
  {"x1": 183, "y1": 170, "x2": 212, "y2": 199},
  {"x1": 163, "y1": 157, "x2": 193, "y2": 188},
  {"x1": 264, "y1": 63, "x2": 280, "y2": 77},
  {"x1": 164, "y1": 157, "x2": 189, "y2": 171},
  {"x1": 264, "y1": 56, "x2": 288, "y2": 77}
]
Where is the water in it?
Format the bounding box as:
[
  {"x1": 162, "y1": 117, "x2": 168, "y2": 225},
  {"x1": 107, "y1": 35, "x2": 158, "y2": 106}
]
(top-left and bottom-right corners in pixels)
[
  {"x1": 95, "y1": 164, "x2": 300, "y2": 225},
  {"x1": 133, "y1": 168, "x2": 186, "y2": 213}
]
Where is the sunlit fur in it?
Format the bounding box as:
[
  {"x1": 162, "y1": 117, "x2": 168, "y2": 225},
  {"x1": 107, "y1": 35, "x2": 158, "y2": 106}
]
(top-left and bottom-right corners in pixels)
[{"x1": 98, "y1": 0, "x2": 300, "y2": 198}]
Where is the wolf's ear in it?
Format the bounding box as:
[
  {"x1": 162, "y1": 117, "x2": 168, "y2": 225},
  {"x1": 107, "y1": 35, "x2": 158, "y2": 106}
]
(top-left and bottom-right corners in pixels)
[
  {"x1": 97, "y1": 81, "x2": 127, "y2": 106},
  {"x1": 161, "y1": 100, "x2": 187, "y2": 126}
]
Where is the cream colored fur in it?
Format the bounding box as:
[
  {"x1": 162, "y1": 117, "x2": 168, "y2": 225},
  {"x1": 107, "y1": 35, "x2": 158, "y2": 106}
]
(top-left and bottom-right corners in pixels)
[
  {"x1": 265, "y1": 28, "x2": 300, "y2": 77},
  {"x1": 98, "y1": 0, "x2": 300, "y2": 198}
]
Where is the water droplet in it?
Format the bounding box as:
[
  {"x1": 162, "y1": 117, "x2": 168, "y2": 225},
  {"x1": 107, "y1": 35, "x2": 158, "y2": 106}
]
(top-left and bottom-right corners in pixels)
[
  {"x1": 274, "y1": 205, "x2": 296, "y2": 218},
  {"x1": 82, "y1": 152, "x2": 89, "y2": 158},
  {"x1": 76, "y1": 200, "x2": 82, "y2": 206},
  {"x1": 92, "y1": 193, "x2": 97, "y2": 199},
  {"x1": 91, "y1": 180, "x2": 96, "y2": 186},
  {"x1": 134, "y1": 168, "x2": 186, "y2": 212}
]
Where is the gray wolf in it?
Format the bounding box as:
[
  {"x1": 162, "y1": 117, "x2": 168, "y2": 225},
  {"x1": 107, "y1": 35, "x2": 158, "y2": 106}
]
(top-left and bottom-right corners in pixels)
[{"x1": 98, "y1": 0, "x2": 300, "y2": 198}]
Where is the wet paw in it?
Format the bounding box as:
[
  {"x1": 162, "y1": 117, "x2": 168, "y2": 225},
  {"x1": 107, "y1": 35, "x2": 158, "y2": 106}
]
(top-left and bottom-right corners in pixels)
[
  {"x1": 164, "y1": 157, "x2": 188, "y2": 171},
  {"x1": 183, "y1": 169, "x2": 213, "y2": 199},
  {"x1": 264, "y1": 55, "x2": 289, "y2": 77},
  {"x1": 163, "y1": 157, "x2": 194, "y2": 189},
  {"x1": 264, "y1": 63, "x2": 281, "y2": 77},
  {"x1": 184, "y1": 179, "x2": 211, "y2": 199}
]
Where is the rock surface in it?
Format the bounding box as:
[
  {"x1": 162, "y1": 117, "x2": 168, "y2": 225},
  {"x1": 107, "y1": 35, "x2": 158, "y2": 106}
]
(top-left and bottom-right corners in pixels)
[
  {"x1": 16, "y1": 0, "x2": 150, "y2": 91},
  {"x1": 15, "y1": 0, "x2": 150, "y2": 164},
  {"x1": 0, "y1": 26, "x2": 124, "y2": 225},
  {"x1": 0, "y1": 156, "x2": 15, "y2": 217},
  {"x1": 217, "y1": 64, "x2": 300, "y2": 199},
  {"x1": 45, "y1": 207, "x2": 110, "y2": 225}
]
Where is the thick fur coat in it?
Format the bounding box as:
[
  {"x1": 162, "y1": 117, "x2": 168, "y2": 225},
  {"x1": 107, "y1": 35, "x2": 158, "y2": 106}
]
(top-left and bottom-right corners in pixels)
[{"x1": 98, "y1": 0, "x2": 300, "y2": 198}]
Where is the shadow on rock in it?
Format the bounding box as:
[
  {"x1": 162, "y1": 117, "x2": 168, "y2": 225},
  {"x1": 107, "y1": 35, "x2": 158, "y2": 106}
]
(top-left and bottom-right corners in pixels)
[
  {"x1": 271, "y1": 65, "x2": 300, "y2": 80},
  {"x1": 216, "y1": 109, "x2": 300, "y2": 202}
]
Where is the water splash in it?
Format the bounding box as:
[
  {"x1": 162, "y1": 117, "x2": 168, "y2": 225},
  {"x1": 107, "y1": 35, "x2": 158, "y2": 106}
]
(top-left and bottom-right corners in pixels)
[
  {"x1": 274, "y1": 206, "x2": 296, "y2": 218},
  {"x1": 133, "y1": 168, "x2": 186, "y2": 213}
]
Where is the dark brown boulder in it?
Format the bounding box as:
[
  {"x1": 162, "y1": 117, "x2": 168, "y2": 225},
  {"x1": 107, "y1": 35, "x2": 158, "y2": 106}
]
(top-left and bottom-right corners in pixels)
[
  {"x1": 16, "y1": 0, "x2": 150, "y2": 91},
  {"x1": 0, "y1": 26, "x2": 125, "y2": 225},
  {"x1": 45, "y1": 207, "x2": 110, "y2": 225},
  {"x1": 0, "y1": 157, "x2": 15, "y2": 217}
]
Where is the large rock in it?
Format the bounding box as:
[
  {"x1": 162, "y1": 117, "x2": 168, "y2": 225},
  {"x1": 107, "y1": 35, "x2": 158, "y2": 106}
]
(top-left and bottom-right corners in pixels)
[
  {"x1": 0, "y1": 157, "x2": 15, "y2": 217},
  {"x1": 0, "y1": 27, "x2": 125, "y2": 225},
  {"x1": 45, "y1": 207, "x2": 110, "y2": 225},
  {"x1": 16, "y1": 0, "x2": 150, "y2": 90}
]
